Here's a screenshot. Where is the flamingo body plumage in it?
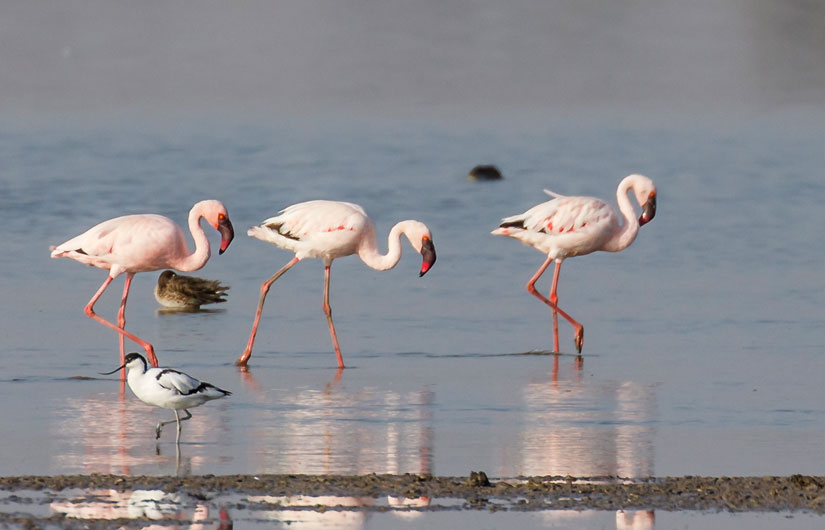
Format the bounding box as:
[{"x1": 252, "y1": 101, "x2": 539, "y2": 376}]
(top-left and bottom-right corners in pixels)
[
  {"x1": 492, "y1": 174, "x2": 657, "y2": 353},
  {"x1": 237, "y1": 200, "x2": 437, "y2": 368},
  {"x1": 51, "y1": 200, "x2": 235, "y2": 369}
]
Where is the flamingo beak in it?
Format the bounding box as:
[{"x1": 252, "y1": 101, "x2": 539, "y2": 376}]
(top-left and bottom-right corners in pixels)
[
  {"x1": 99, "y1": 362, "x2": 127, "y2": 376},
  {"x1": 419, "y1": 237, "x2": 436, "y2": 277},
  {"x1": 639, "y1": 194, "x2": 656, "y2": 226},
  {"x1": 218, "y1": 216, "x2": 235, "y2": 255}
]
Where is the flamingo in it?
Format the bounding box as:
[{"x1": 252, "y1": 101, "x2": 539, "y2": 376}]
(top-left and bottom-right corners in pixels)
[
  {"x1": 491, "y1": 174, "x2": 657, "y2": 353},
  {"x1": 154, "y1": 270, "x2": 230, "y2": 310},
  {"x1": 50, "y1": 200, "x2": 235, "y2": 370},
  {"x1": 236, "y1": 200, "x2": 437, "y2": 369}
]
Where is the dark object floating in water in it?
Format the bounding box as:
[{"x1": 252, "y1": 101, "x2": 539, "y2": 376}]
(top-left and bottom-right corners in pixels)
[
  {"x1": 154, "y1": 270, "x2": 229, "y2": 310},
  {"x1": 467, "y1": 164, "x2": 503, "y2": 181}
]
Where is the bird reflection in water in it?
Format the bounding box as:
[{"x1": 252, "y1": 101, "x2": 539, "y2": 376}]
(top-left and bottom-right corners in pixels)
[
  {"x1": 238, "y1": 367, "x2": 434, "y2": 526},
  {"x1": 522, "y1": 354, "x2": 656, "y2": 529},
  {"x1": 50, "y1": 489, "x2": 233, "y2": 529},
  {"x1": 52, "y1": 390, "x2": 229, "y2": 476}
]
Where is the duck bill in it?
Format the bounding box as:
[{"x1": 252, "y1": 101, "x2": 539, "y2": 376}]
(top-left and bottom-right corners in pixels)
[
  {"x1": 419, "y1": 238, "x2": 437, "y2": 277},
  {"x1": 218, "y1": 217, "x2": 235, "y2": 255},
  {"x1": 639, "y1": 195, "x2": 657, "y2": 226},
  {"x1": 99, "y1": 363, "x2": 127, "y2": 376}
]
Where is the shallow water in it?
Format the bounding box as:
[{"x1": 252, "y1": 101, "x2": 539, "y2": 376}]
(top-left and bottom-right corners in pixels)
[
  {"x1": 3, "y1": 120, "x2": 824, "y2": 481},
  {"x1": 4, "y1": 486, "x2": 825, "y2": 530},
  {"x1": 3, "y1": 1, "x2": 825, "y2": 528}
]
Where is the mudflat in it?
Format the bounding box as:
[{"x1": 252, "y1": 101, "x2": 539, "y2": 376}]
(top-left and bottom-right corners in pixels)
[{"x1": 2, "y1": 473, "x2": 824, "y2": 512}]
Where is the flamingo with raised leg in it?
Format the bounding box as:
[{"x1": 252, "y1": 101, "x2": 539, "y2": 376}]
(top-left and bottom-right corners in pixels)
[
  {"x1": 50, "y1": 200, "x2": 235, "y2": 370},
  {"x1": 236, "y1": 200, "x2": 437, "y2": 369},
  {"x1": 492, "y1": 174, "x2": 657, "y2": 353}
]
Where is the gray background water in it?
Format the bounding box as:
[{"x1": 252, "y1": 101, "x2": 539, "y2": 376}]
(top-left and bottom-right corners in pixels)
[{"x1": 1, "y1": 1, "x2": 825, "y2": 527}]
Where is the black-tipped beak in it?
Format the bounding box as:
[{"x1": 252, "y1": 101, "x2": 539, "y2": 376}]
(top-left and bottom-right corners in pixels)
[
  {"x1": 419, "y1": 237, "x2": 436, "y2": 277},
  {"x1": 218, "y1": 216, "x2": 235, "y2": 255},
  {"x1": 639, "y1": 194, "x2": 656, "y2": 226},
  {"x1": 99, "y1": 363, "x2": 127, "y2": 376}
]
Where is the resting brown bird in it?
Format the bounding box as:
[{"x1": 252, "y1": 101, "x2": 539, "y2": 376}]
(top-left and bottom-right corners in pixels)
[{"x1": 154, "y1": 270, "x2": 230, "y2": 310}]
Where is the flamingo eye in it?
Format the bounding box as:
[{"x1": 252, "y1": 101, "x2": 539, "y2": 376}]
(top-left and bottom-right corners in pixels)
[{"x1": 218, "y1": 213, "x2": 226, "y2": 221}]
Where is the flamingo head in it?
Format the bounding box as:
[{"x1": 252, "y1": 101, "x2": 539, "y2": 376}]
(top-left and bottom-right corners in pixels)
[
  {"x1": 216, "y1": 212, "x2": 235, "y2": 254},
  {"x1": 629, "y1": 175, "x2": 657, "y2": 226},
  {"x1": 197, "y1": 200, "x2": 235, "y2": 254},
  {"x1": 404, "y1": 221, "x2": 437, "y2": 277}
]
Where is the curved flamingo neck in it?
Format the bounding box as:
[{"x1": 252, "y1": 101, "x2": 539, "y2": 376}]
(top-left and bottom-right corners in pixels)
[
  {"x1": 172, "y1": 204, "x2": 212, "y2": 272},
  {"x1": 357, "y1": 220, "x2": 414, "y2": 271},
  {"x1": 603, "y1": 176, "x2": 642, "y2": 252}
]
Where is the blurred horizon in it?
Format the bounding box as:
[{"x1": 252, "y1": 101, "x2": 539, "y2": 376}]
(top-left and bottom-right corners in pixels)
[{"x1": 2, "y1": 1, "x2": 825, "y2": 128}]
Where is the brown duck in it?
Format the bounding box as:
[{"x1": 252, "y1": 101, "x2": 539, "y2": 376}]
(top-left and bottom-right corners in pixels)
[{"x1": 154, "y1": 270, "x2": 229, "y2": 310}]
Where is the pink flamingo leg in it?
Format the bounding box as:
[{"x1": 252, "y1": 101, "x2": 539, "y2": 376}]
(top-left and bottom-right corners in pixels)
[
  {"x1": 525, "y1": 256, "x2": 584, "y2": 353},
  {"x1": 116, "y1": 274, "x2": 132, "y2": 369},
  {"x1": 84, "y1": 275, "x2": 159, "y2": 368},
  {"x1": 549, "y1": 261, "x2": 561, "y2": 352},
  {"x1": 236, "y1": 256, "x2": 300, "y2": 366},
  {"x1": 322, "y1": 263, "x2": 346, "y2": 369}
]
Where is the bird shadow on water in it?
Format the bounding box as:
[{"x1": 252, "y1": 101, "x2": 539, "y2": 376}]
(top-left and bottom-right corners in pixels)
[{"x1": 155, "y1": 307, "x2": 228, "y2": 315}]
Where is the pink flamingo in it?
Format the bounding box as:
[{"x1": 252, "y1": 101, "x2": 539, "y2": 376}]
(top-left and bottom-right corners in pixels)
[
  {"x1": 492, "y1": 174, "x2": 657, "y2": 353},
  {"x1": 50, "y1": 200, "x2": 235, "y2": 370},
  {"x1": 236, "y1": 200, "x2": 437, "y2": 369}
]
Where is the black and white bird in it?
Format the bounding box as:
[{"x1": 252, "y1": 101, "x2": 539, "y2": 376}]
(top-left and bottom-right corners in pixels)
[
  {"x1": 101, "y1": 352, "x2": 231, "y2": 443},
  {"x1": 154, "y1": 270, "x2": 230, "y2": 310}
]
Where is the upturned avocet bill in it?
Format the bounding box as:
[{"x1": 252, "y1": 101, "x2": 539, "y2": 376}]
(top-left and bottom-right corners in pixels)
[
  {"x1": 492, "y1": 174, "x2": 657, "y2": 353},
  {"x1": 50, "y1": 200, "x2": 235, "y2": 370},
  {"x1": 154, "y1": 270, "x2": 230, "y2": 310},
  {"x1": 236, "y1": 200, "x2": 437, "y2": 369},
  {"x1": 101, "y1": 352, "x2": 231, "y2": 444}
]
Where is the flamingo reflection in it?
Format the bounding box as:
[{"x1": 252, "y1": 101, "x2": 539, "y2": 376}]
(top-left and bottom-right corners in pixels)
[
  {"x1": 520, "y1": 355, "x2": 657, "y2": 529},
  {"x1": 239, "y1": 368, "x2": 433, "y2": 476}
]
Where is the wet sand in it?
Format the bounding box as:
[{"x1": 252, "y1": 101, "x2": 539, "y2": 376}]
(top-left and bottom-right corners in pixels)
[{"x1": 2, "y1": 473, "x2": 824, "y2": 513}]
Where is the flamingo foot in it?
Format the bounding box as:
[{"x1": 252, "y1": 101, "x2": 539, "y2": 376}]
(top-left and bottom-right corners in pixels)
[
  {"x1": 574, "y1": 326, "x2": 584, "y2": 353},
  {"x1": 235, "y1": 353, "x2": 250, "y2": 367}
]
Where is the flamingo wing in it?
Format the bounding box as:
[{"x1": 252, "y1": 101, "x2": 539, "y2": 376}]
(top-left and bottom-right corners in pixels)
[
  {"x1": 494, "y1": 195, "x2": 618, "y2": 257},
  {"x1": 266, "y1": 200, "x2": 367, "y2": 238},
  {"x1": 519, "y1": 196, "x2": 615, "y2": 235},
  {"x1": 250, "y1": 200, "x2": 370, "y2": 258},
  {"x1": 51, "y1": 215, "x2": 187, "y2": 273}
]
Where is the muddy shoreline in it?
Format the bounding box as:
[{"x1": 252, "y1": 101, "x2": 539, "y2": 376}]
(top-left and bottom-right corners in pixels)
[{"x1": 2, "y1": 473, "x2": 825, "y2": 512}]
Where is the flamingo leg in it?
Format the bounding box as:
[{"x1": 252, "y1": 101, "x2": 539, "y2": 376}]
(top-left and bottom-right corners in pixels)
[
  {"x1": 116, "y1": 274, "x2": 132, "y2": 370},
  {"x1": 525, "y1": 256, "x2": 584, "y2": 353},
  {"x1": 236, "y1": 256, "x2": 300, "y2": 366},
  {"x1": 322, "y1": 263, "x2": 346, "y2": 369},
  {"x1": 549, "y1": 261, "x2": 561, "y2": 352},
  {"x1": 85, "y1": 275, "x2": 160, "y2": 368}
]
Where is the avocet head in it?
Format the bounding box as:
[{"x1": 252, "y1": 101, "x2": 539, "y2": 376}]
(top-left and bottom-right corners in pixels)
[{"x1": 100, "y1": 352, "x2": 148, "y2": 376}]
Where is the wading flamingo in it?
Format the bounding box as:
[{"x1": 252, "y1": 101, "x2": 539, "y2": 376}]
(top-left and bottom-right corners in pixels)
[
  {"x1": 100, "y1": 352, "x2": 231, "y2": 444},
  {"x1": 50, "y1": 200, "x2": 234, "y2": 370},
  {"x1": 492, "y1": 174, "x2": 657, "y2": 353},
  {"x1": 236, "y1": 200, "x2": 437, "y2": 369}
]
